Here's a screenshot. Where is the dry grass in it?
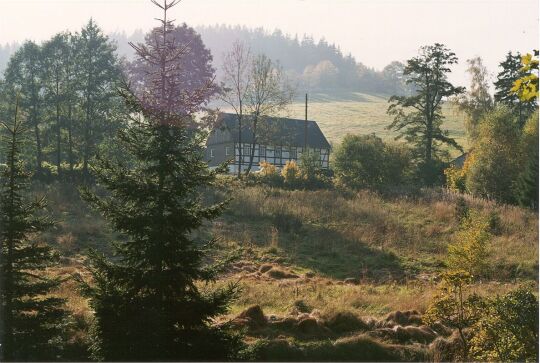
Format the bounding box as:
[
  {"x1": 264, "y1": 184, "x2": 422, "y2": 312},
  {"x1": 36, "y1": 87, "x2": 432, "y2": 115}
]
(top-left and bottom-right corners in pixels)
[
  {"x1": 29, "y1": 180, "x2": 537, "y2": 361},
  {"x1": 213, "y1": 274, "x2": 520, "y2": 322},
  {"x1": 217, "y1": 185, "x2": 538, "y2": 280}
]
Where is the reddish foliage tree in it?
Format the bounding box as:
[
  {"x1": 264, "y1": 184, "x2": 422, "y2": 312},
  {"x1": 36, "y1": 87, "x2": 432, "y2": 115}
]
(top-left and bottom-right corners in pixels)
[{"x1": 128, "y1": 14, "x2": 218, "y2": 125}]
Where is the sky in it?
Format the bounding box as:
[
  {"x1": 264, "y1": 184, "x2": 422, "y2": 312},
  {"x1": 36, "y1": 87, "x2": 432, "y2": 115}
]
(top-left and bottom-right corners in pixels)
[{"x1": 0, "y1": 0, "x2": 538, "y2": 85}]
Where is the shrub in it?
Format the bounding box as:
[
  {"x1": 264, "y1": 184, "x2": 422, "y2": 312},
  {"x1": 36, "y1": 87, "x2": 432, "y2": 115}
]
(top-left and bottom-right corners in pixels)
[
  {"x1": 446, "y1": 213, "x2": 491, "y2": 279},
  {"x1": 470, "y1": 287, "x2": 539, "y2": 362},
  {"x1": 298, "y1": 151, "x2": 333, "y2": 189},
  {"x1": 454, "y1": 197, "x2": 470, "y2": 222},
  {"x1": 445, "y1": 152, "x2": 475, "y2": 193},
  {"x1": 334, "y1": 134, "x2": 411, "y2": 190},
  {"x1": 424, "y1": 271, "x2": 483, "y2": 360},
  {"x1": 466, "y1": 106, "x2": 522, "y2": 203},
  {"x1": 258, "y1": 161, "x2": 282, "y2": 186},
  {"x1": 281, "y1": 160, "x2": 301, "y2": 186}
]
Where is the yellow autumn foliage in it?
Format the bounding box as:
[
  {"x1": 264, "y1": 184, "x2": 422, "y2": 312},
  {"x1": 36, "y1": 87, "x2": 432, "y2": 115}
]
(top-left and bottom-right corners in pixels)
[
  {"x1": 259, "y1": 160, "x2": 277, "y2": 177},
  {"x1": 447, "y1": 213, "x2": 491, "y2": 279},
  {"x1": 444, "y1": 153, "x2": 474, "y2": 193},
  {"x1": 511, "y1": 51, "x2": 539, "y2": 102},
  {"x1": 281, "y1": 160, "x2": 301, "y2": 184}
]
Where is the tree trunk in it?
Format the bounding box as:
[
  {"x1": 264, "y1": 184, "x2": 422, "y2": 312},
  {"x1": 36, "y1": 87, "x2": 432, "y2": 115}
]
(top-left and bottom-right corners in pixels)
[
  {"x1": 245, "y1": 117, "x2": 258, "y2": 174},
  {"x1": 237, "y1": 112, "x2": 242, "y2": 177},
  {"x1": 67, "y1": 104, "x2": 74, "y2": 178},
  {"x1": 83, "y1": 108, "x2": 90, "y2": 181},
  {"x1": 33, "y1": 114, "x2": 43, "y2": 177},
  {"x1": 55, "y1": 78, "x2": 62, "y2": 178},
  {"x1": 30, "y1": 77, "x2": 43, "y2": 177}
]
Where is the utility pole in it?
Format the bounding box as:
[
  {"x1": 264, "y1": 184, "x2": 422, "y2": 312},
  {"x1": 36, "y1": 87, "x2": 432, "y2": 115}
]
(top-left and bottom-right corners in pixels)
[{"x1": 304, "y1": 93, "x2": 308, "y2": 153}]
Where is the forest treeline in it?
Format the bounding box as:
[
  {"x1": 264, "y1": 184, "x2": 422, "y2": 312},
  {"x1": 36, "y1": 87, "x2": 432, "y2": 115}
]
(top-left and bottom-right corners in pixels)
[
  {"x1": 1, "y1": 25, "x2": 412, "y2": 95},
  {"x1": 0, "y1": 20, "x2": 125, "y2": 181}
]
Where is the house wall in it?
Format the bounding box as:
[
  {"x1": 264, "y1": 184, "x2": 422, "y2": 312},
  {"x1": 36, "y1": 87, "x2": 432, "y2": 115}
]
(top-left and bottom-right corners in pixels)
[
  {"x1": 205, "y1": 128, "x2": 235, "y2": 167},
  {"x1": 223, "y1": 143, "x2": 329, "y2": 172},
  {"x1": 206, "y1": 126, "x2": 331, "y2": 173}
]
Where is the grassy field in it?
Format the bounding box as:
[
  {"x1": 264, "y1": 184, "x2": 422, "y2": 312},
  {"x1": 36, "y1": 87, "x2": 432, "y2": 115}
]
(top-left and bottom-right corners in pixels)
[
  {"x1": 38, "y1": 179, "x2": 537, "y2": 360},
  {"x1": 283, "y1": 92, "x2": 469, "y2": 156}
]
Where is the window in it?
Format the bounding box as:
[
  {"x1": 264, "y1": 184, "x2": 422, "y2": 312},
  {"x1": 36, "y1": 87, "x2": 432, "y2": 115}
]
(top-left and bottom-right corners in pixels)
[
  {"x1": 243, "y1": 144, "x2": 251, "y2": 156},
  {"x1": 210, "y1": 149, "x2": 214, "y2": 158},
  {"x1": 225, "y1": 146, "x2": 230, "y2": 156},
  {"x1": 259, "y1": 145, "x2": 266, "y2": 157},
  {"x1": 290, "y1": 147, "x2": 297, "y2": 159},
  {"x1": 275, "y1": 146, "x2": 281, "y2": 158}
]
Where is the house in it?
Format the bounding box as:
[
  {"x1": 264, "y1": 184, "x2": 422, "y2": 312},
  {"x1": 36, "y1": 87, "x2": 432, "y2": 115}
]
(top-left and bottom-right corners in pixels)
[
  {"x1": 449, "y1": 151, "x2": 471, "y2": 169},
  {"x1": 205, "y1": 113, "x2": 331, "y2": 173}
]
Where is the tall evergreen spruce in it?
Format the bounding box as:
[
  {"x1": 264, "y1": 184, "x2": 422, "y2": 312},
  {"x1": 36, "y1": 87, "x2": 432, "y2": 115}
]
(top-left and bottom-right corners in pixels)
[
  {"x1": 494, "y1": 51, "x2": 538, "y2": 128},
  {"x1": 517, "y1": 151, "x2": 539, "y2": 210},
  {"x1": 0, "y1": 96, "x2": 66, "y2": 361},
  {"x1": 79, "y1": 1, "x2": 240, "y2": 360}
]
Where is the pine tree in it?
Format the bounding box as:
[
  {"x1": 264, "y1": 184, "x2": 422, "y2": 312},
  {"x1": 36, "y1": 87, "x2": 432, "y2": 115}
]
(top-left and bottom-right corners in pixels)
[
  {"x1": 3, "y1": 41, "x2": 45, "y2": 176},
  {"x1": 75, "y1": 19, "x2": 124, "y2": 181},
  {"x1": 517, "y1": 151, "x2": 539, "y2": 210},
  {"x1": 386, "y1": 43, "x2": 465, "y2": 184},
  {"x1": 494, "y1": 51, "x2": 537, "y2": 128},
  {"x1": 0, "y1": 95, "x2": 67, "y2": 361},
  {"x1": 78, "y1": 1, "x2": 241, "y2": 360},
  {"x1": 516, "y1": 111, "x2": 539, "y2": 210}
]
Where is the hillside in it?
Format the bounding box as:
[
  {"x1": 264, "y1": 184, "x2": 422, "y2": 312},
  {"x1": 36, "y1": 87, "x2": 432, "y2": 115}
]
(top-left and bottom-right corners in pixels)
[
  {"x1": 39, "y1": 181, "x2": 537, "y2": 360},
  {"x1": 284, "y1": 92, "x2": 468, "y2": 152}
]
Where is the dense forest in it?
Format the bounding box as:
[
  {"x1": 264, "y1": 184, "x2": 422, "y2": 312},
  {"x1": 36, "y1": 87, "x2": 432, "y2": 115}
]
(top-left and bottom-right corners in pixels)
[{"x1": 0, "y1": 0, "x2": 538, "y2": 361}]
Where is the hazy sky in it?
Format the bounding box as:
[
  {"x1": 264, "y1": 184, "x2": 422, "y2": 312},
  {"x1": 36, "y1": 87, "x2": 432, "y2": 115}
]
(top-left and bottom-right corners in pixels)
[{"x1": 0, "y1": 0, "x2": 538, "y2": 85}]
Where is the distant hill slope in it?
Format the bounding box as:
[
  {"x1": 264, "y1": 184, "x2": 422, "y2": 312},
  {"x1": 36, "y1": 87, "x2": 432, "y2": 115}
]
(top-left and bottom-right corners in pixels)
[
  {"x1": 0, "y1": 25, "x2": 409, "y2": 96},
  {"x1": 195, "y1": 25, "x2": 410, "y2": 94},
  {"x1": 109, "y1": 25, "x2": 410, "y2": 95},
  {"x1": 276, "y1": 92, "x2": 467, "y2": 153}
]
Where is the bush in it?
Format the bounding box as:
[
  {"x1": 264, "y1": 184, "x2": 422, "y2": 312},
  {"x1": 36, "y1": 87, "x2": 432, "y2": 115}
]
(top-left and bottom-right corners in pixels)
[
  {"x1": 444, "y1": 153, "x2": 474, "y2": 193},
  {"x1": 454, "y1": 197, "x2": 470, "y2": 222},
  {"x1": 466, "y1": 106, "x2": 522, "y2": 203},
  {"x1": 298, "y1": 151, "x2": 333, "y2": 189},
  {"x1": 334, "y1": 134, "x2": 411, "y2": 190},
  {"x1": 258, "y1": 161, "x2": 283, "y2": 186},
  {"x1": 281, "y1": 160, "x2": 302, "y2": 187},
  {"x1": 470, "y1": 287, "x2": 539, "y2": 362},
  {"x1": 516, "y1": 111, "x2": 539, "y2": 210},
  {"x1": 447, "y1": 212, "x2": 491, "y2": 279}
]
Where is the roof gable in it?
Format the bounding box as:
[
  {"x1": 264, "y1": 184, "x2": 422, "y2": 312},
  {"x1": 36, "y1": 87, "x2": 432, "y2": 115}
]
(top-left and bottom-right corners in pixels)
[{"x1": 213, "y1": 113, "x2": 331, "y2": 149}]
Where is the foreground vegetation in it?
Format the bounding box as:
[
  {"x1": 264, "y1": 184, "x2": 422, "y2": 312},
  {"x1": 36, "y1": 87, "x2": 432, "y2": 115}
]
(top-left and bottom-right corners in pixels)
[{"x1": 33, "y1": 179, "x2": 537, "y2": 361}]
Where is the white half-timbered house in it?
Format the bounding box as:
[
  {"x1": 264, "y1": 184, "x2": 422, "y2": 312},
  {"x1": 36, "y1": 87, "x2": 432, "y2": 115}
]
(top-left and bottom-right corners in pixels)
[{"x1": 205, "y1": 113, "x2": 331, "y2": 173}]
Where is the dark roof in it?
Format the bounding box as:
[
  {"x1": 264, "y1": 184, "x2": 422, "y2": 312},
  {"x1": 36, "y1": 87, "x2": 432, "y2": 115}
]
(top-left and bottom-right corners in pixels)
[
  {"x1": 450, "y1": 151, "x2": 470, "y2": 168},
  {"x1": 215, "y1": 113, "x2": 331, "y2": 149}
]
